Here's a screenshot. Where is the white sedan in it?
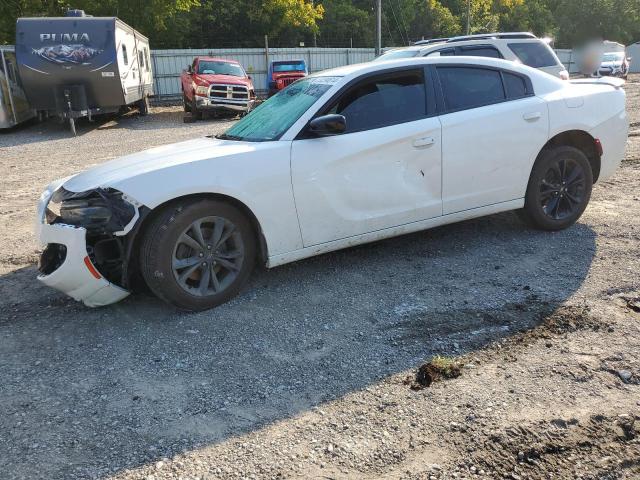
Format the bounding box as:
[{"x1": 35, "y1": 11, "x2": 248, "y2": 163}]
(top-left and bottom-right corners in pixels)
[{"x1": 35, "y1": 57, "x2": 628, "y2": 310}]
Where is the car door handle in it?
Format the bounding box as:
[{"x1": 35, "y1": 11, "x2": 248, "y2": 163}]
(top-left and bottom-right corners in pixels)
[
  {"x1": 412, "y1": 136, "x2": 435, "y2": 148},
  {"x1": 523, "y1": 111, "x2": 542, "y2": 121}
]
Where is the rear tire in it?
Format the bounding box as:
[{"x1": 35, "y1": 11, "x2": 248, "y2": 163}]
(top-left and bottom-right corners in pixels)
[
  {"x1": 140, "y1": 199, "x2": 256, "y2": 311},
  {"x1": 519, "y1": 146, "x2": 593, "y2": 231}
]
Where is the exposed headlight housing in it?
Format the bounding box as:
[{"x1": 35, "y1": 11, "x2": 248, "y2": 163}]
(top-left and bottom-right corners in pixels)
[{"x1": 47, "y1": 188, "x2": 136, "y2": 234}]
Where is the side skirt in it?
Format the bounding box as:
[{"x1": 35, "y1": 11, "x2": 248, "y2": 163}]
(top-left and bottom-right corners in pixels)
[{"x1": 266, "y1": 198, "x2": 524, "y2": 268}]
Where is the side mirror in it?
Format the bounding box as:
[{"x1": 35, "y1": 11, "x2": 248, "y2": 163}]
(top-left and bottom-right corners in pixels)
[
  {"x1": 187, "y1": 65, "x2": 193, "y2": 74},
  {"x1": 247, "y1": 75, "x2": 252, "y2": 80},
  {"x1": 309, "y1": 114, "x2": 346, "y2": 136}
]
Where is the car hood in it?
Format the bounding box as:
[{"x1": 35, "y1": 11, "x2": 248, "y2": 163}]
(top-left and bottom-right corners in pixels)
[
  {"x1": 62, "y1": 137, "x2": 256, "y2": 193},
  {"x1": 194, "y1": 73, "x2": 251, "y2": 86},
  {"x1": 600, "y1": 61, "x2": 623, "y2": 68}
]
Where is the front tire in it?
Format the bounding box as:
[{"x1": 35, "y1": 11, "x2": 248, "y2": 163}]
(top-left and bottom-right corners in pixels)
[
  {"x1": 191, "y1": 97, "x2": 202, "y2": 120},
  {"x1": 183, "y1": 93, "x2": 191, "y2": 112},
  {"x1": 140, "y1": 199, "x2": 256, "y2": 311},
  {"x1": 520, "y1": 146, "x2": 593, "y2": 231}
]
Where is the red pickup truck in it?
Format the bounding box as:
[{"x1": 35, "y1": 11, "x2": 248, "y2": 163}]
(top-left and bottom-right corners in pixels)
[{"x1": 181, "y1": 57, "x2": 256, "y2": 119}]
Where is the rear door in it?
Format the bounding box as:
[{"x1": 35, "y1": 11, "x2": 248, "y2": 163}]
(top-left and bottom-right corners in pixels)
[
  {"x1": 435, "y1": 65, "x2": 549, "y2": 214},
  {"x1": 290, "y1": 67, "x2": 442, "y2": 246}
]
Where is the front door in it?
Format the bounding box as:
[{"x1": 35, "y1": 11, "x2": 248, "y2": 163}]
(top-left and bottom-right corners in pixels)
[{"x1": 291, "y1": 68, "x2": 442, "y2": 247}]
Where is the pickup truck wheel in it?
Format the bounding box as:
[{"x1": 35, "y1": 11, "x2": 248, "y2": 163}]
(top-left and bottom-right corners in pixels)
[
  {"x1": 191, "y1": 97, "x2": 203, "y2": 120},
  {"x1": 520, "y1": 146, "x2": 593, "y2": 231},
  {"x1": 140, "y1": 199, "x2": 256, "y2": 311}
]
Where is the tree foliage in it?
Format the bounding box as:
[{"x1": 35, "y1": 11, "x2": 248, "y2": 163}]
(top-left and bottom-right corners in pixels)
[{"x1": 2, "y1": 0, "x2": 640, "y2": 48}]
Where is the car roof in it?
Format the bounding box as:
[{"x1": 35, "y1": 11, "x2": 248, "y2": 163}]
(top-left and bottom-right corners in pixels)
[
  {"x1": 315, "y1": 56, "x2": 564, "y2": 92},
  {"x1": 385, "y1": 35, "x2": 549, "y2": 56},
  {"x1": 197, "y1": 57, "x2": 240, "y2": 64},
  {"x1": 318, "y1": 55, "x2": 522, "y2": 77}
]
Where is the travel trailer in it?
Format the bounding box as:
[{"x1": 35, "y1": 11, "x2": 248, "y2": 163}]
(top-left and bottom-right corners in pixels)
[{"x1": 15, "y1": 10, "x2": 153, "y2": 135}]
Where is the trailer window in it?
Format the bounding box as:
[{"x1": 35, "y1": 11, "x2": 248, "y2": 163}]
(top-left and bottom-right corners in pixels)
[
  {"x1": 5, "y1": 59, "x2": 16, "y2": 83},
  {"x1": 138, "y1": 50, "x2": 145, "y2": 69},
  {"x1": 144, "y1": 48, "x2": 151, "y2": 71},
  {"x1": 122, "y1": 45, "x2": 128, "y2": 66}
]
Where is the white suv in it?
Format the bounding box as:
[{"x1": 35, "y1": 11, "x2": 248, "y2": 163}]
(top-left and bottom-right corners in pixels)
[{"x1": 375, "y1": 32, "x2": 569, "y2": 80}]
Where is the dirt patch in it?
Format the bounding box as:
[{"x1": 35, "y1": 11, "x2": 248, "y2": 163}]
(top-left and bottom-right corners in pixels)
[
  {"x1": 452, "y1": 414, "x2": 640, "y2": 479},
  {"x1": 623, "y1": 297, "x2": 640, "y2": 313}
]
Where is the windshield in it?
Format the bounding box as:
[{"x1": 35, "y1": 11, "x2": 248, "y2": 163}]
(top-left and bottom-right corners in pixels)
[
  {"x1": 273, "y1": 62, "x2": 305, "y2": 72},
  {"x1": 198, "y1": 61, "x2": 245, "y2": 77},
  {"x1": 219, "y1": 76, "x2": 340, "y2": 142},
  {"x1": 375, "y1": 49, "x2": 420, "y2": 61},
  {"x1": 602, "y1": 52, "x2": 624, "y2": 62}
]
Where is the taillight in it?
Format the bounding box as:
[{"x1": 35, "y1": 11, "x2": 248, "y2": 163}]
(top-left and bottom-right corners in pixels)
[{"x1": 594, "y1": 138, "x2": 603, "y2": 157}]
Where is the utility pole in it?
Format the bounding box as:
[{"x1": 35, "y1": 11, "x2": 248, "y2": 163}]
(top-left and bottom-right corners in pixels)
[
  {"x1": 466, "y1": 0, "x2": 471, "y2": 35},
  {"x1": 375, "y1": 0, "x2": 382, "y2": 56},
  {"x1": 312, "y1": 0, "x2": 317, "y2": 47}
]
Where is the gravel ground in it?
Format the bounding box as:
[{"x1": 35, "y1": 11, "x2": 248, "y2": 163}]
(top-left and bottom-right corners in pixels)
[{"x1": 0, "y1": 79, "x2": 639, "y2": 480}]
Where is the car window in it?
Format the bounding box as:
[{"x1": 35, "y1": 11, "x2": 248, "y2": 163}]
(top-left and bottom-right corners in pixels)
[
  {"x1": 375, "y1": 49, "x2": 420, "y2": 61},
  {"x1": 457, "y1": 46, "x2": 503, "y2": 59},
  {"x1": 426, "y1": 48, "x2": 455, "y2": 57},
  {"x1": 503, "y1": 72, "x2": 527, "y2": 99},
  {"x1": 508, "y1": 42, "x2": 558, "y2": 68},
  {"x1": 198, "y1": 61, "x2": 245, "y2": 77},
  {"x1": 437, "y1": 67, "x2": 505, "y2": 112},
  {"x1": 326, "y1": 70, "x2": 426, "y2": 133}
]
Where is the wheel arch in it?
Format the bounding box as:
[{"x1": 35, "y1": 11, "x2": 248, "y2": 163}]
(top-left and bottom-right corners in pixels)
[
  {"x1": 124, "y1": 192, "x2": 268, "y2": 289},
  {"x1": 537, "y1": 130, "x2": 602, "y2": 183}
]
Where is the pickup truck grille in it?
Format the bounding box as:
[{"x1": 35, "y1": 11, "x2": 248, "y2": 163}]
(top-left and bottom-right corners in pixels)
[
  {"x1": 280, "y1": 77, "x2": 298, "y2": 88},
  {"x1": 209, "y1": 84, "x2": 250, "y2": 100}
]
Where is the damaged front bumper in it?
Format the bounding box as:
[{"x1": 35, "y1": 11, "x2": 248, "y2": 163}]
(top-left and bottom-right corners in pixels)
[{"x1": 35, "y1": 184, "x2": 134, "y2": 307}]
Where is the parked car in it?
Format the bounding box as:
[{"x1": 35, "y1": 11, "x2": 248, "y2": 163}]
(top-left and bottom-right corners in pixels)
[
  {"x1": 35, "y1": 56, "x2": 627, "y2": 310},
  {"x1": 267, "y1": 59, "x2": 307, "y2": 96},
  {"x1": 181, "y1": 57, "x2": 256, "y2": 119},
  {"x1": 16, "y1": 10, "x2": 153, "y2": 135},
  {"x1": 375, "y1": 32, "x2": 569, "y2": 80},
  {"x1": 598, "y1": 51, "x2": 630, "y2": 79}
]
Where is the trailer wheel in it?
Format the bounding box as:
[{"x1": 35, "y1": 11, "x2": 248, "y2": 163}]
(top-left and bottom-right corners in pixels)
[
  {"x1": 69, "y1": 117, "x2": 76, "y2": 136},
  {"x1": 138, "y1": 95, "x2": 150, "y2": 116}
]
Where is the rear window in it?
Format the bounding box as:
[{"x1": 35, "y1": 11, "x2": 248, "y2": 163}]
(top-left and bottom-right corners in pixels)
[
  {"x1": 437, "y1": 67, "x2": 505, "y2": 111},
  {"x1": 503, "y1": 72, "x2": 527, "y2": 99},
  {"x1": 457, "y1": 46, "x2": 503, "y2": 59},
  {"x1": 508, "y1": 42, "x2": 559, "y2": 68},
  {"x1": 273, "y1": 62, "x2": 305, "y2": 72}
]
